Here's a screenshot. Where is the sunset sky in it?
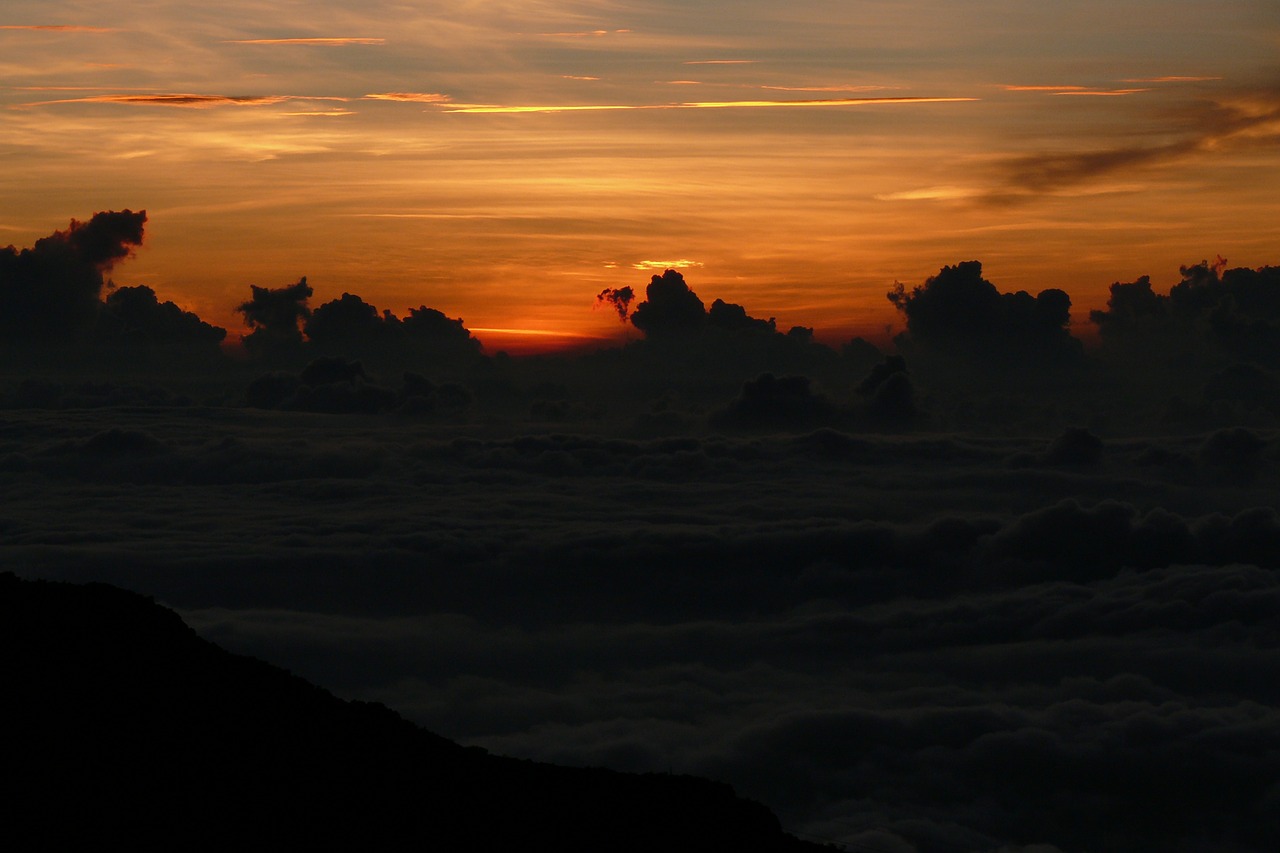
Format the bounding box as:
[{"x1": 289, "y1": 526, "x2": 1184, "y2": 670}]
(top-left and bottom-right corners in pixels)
[{"x1": 4, "y1": 1, "x2": 1279, "y2": 352}]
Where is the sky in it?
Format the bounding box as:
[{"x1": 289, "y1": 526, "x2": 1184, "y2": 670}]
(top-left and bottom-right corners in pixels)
[{"x1": 3, "y1": 1, "x2": 1279, "y2": 352}]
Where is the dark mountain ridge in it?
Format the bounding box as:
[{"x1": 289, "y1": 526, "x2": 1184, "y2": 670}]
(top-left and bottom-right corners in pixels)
[{"x1": 1, "y1": 572, "x2": 819, "y2": 850}]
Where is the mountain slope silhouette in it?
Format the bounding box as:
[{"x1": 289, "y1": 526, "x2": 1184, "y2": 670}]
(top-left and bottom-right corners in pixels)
[{"x1": 1, "y1": 573, "x2": 818, "y2": 850}]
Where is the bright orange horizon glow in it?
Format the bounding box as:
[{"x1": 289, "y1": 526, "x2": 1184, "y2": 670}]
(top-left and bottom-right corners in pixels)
[{"x1": 2, "y1": 1, "x2": 1277, "y2": 354}]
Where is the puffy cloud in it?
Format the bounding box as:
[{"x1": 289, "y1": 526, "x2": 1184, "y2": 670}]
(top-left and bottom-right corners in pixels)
[
  {"x1": 1090, "y1": 261, "x2": 1280, "y2": 420},
  {"x1": 304, "y1": 292, "x2": 390, "y2": 351},
  {"x1": 0, "y1": 210, "x2": 146, "y2": 340},
  {"x1": 238, "y1": 277, "x2": 314, "y2": 357},
  {"x1": 888, "y1": 260, "x2": 1083, "y2": 371},
  {"x1": 0, "y1": 209, "x2": 226, "y2": 364},
  {"x1": 629, "y1": 270, "x2": 707, "y2": 338},
  {"x1": 102, "y1": 285, "x2": 226, "y2": 352}
]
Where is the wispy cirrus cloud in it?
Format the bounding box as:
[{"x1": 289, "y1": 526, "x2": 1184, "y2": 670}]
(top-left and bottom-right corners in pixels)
[
  {"x1": 224, "y1": 37, "x2": 385, "y2": 46},
  {"x1": 1121, "y1": 76, "x2": 1224, "y2": 83},
  {"x1": 992, "y1": 91, "x2": 1280, "y2": 199},
  {"x1": 1002, "y1": 85, "x2": 1149, "y2": 96},
  {"x1": 876, "y1": 186, "x2": 982, "y2": 201},
  {"x1": 760, "y1": 85, "x2": 890, "y2": 93},
  {"x1": 684, "y1": 60, "x2": 756, "y2": 65},
  {"x1": 1003, "y1": 85, "x2": 1088, "y2": 92},
  {"x1": 441, "y1": 96, "x2": 977, "y2": 114},
  {"x1": 15, "y1": 93, "x2": 347, "y2": 109},
  {"x1": 538, "y1": 29, "x2": 630, "y2": 38},
  {"x1": 1056, "y1": 88, "x2": 1150, "y2": 97},
  {"x1": 363, "y1": 92, "x2": 451, "y2": 103}
]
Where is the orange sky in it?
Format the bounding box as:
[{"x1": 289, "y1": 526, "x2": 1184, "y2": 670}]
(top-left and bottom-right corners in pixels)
[{"x1": 3, "y1": 2, "x2": 1279, "y2": 353}]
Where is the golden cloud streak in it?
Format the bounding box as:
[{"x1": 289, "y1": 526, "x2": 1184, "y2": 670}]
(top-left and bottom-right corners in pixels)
[
  {"x1": 443, "y1": 96, "x2": 977, "y2": 114},
  {"x1": 1055, "y1": 89, "x2": 1150, "y2": 97},
  {"x1": 633, "y1": 259, "x2": 703, "y2": 270},
  {"x1": 363, "y1": 92, "x2": 452, "y2": 103},
  {"x1": 1004, "y1": 84, "x2": 1149, "y2": 96},
  {"x1": 1003, "y1": 85, "x2": 1088, "y2": 92},
  {"x1": 875, "y1": 186, "x2": 981, "y2": 201},
  {"x1": 225, "y1": 37, "x2": 385, "y2": 46}
]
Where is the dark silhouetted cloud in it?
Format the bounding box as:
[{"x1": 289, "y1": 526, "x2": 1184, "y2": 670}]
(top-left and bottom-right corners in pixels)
[
  {"x1": 0, "y1": 209, "x2": 147, "y2": 341},
  {"x1": 102, "y1": 285, "x2": 226, "y2": 352},
  {"x1": 595, "y1": 286, "x2": 635, "y2": 322},
  {"x1": 238, "y1": 277, "x2": 313, "y2": 357},
  {"x1": 888, "y1": 260, "x2": 1083, "y2": 371},
  {"x1": 629, "y1": 270, "x2": 707, "y2": 338},
  {"x1": 711, "y1": 374, "x2": 834, "y2": 430}
]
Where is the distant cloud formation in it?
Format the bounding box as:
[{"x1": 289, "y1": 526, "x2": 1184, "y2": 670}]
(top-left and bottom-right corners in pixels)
[
  {"x1": 1090, "y1": 257, "x2": 1280, "y2": 366},
  {"x1": 0, "y1": 209, "x2": 225, "y2": 361},
  {"x1": 5, "y1": 207, "x2": 1280, "y2": 438}
]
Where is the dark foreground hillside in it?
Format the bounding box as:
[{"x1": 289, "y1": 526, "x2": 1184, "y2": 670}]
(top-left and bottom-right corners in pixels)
[{"x1": 1, "y1": 573, "x2": 819, "y2": 851}]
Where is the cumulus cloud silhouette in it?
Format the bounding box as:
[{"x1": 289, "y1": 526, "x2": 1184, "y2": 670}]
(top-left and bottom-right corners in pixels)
[
  {"x1": 1090, "y1": 260, "x2": 1280, "y2": 396},
  {"x1": 103, "y1": 285, "x2": 226, "y2": 352},
  {"x1": 888, "y1": 260, "x2": 1082, "y2": 369},
  {"x1": 629, "y1": 270, "x2": 707, "y2": 338},
  {"x1": 238, "y1": 277, "x2": 314, "y2": 357},
  {"x1": 304, "y1": 292, "x2": 391, "y2": 352},
  {"x1": 0, "y1": 209, "x2": 146, "y2": 339}
]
